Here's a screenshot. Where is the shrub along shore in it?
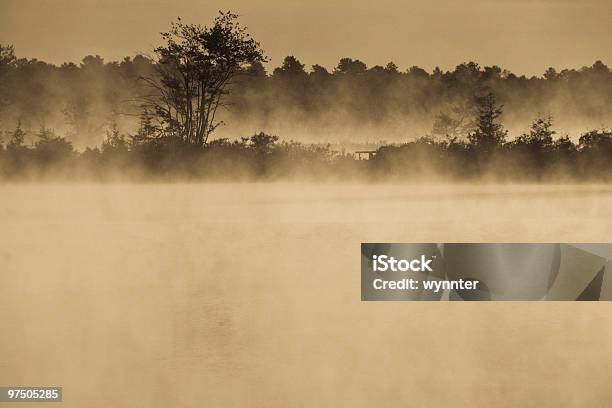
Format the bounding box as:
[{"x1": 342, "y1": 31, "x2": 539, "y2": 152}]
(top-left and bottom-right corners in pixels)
[{"x1": 1, "y1": 126, "x2": 611, "y2": 182}]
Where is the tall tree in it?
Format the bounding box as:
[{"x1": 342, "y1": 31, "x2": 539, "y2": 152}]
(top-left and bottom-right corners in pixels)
[
  {"x1": 141, "y1": 11, "x2": 266, "y2": 146},
  {"x1": 334, "y1": 58, "x2": 367, "y2": 75},
  {"x1": 515, "y1": 116, "x2": 555, "y2": 148},
  {"x1": 273, "y1": 56, "x2": 306, "y2": 78},
  {"x1": 468, "y1": 92, "x2": 507, "y2": 152},
  {"x1": 0, "y1": 44, "x2": 17, "y2": 119},
  {"x1": 431, "y1": 100, "x2": 475, "y2": 140}
]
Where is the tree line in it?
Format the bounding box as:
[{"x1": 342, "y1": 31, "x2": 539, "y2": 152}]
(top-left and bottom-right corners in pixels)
[
  {"x1": 0, "y1": 11, "x2": 611, "y2": 181},
  {"x1": 1, "y1": 101, "x2": 611, "y2": 181},
  {"x1": 1, "y1": 26, "x2": 611, "y2": 145}
]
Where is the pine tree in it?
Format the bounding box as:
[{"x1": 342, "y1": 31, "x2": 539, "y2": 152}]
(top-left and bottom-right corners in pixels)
[{"x1": 468, "y1": 92, "x2": 507, "y2": 153}]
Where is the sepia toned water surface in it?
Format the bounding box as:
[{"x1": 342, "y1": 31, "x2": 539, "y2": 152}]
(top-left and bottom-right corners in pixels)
[{"x1": 1, "y1": 183, "x2": 612, "y2": 407}]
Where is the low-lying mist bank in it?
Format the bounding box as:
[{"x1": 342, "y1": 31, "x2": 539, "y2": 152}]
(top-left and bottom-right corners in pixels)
[
  {"x1": 2, "y1": 183, "x2": 612, "y2": 408},
  {"x1": 1, "y1": 129, "x2": 611, "y2": 183},
  {"x1": 1, "y1": 43, "x2": 611, "y2": 148}
]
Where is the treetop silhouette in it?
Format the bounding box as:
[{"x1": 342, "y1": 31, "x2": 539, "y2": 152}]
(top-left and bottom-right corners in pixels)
[{"x1": 139, "y1": 11, "x2": 266, "y2": 146}]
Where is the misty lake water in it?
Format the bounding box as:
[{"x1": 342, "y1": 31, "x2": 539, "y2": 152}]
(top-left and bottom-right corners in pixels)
[{"x1": 1, "y1": 183, "x2": 612, "y2": 407}]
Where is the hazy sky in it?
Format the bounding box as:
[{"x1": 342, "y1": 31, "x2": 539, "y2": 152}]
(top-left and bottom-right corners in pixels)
[{"x1": 1, "y1": 0, "x2": 610, "y2": 75}]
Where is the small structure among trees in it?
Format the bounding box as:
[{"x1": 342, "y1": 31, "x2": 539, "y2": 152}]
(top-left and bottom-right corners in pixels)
[{"x1": 355, "y1": 150, "x2": 377, "y2": 160}]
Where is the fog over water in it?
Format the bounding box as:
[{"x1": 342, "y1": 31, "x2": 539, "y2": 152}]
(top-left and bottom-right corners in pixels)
[
  {"x1": 1, "y1": 183, "x2": 612, "y2": 407},
  {"x1": 2, "y1": 0, "x2": 611, "y2": 404}
]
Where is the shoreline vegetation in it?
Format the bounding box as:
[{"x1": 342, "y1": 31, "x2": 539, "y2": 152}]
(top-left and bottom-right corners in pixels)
[
  {"x1": 1, "y1": 11, "x2": 611, "y2": 183},
  {"x1": 1, "y1": 123, "x2": 611, "y2": 182}
]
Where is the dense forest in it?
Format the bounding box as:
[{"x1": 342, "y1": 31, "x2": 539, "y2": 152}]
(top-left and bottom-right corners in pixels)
[
  {"x1": 1, "y1": 45, "x2": 611, "y2": 147},
  {"x1": 0, "y1": 11, "x2": 611, "y2": 182}
]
